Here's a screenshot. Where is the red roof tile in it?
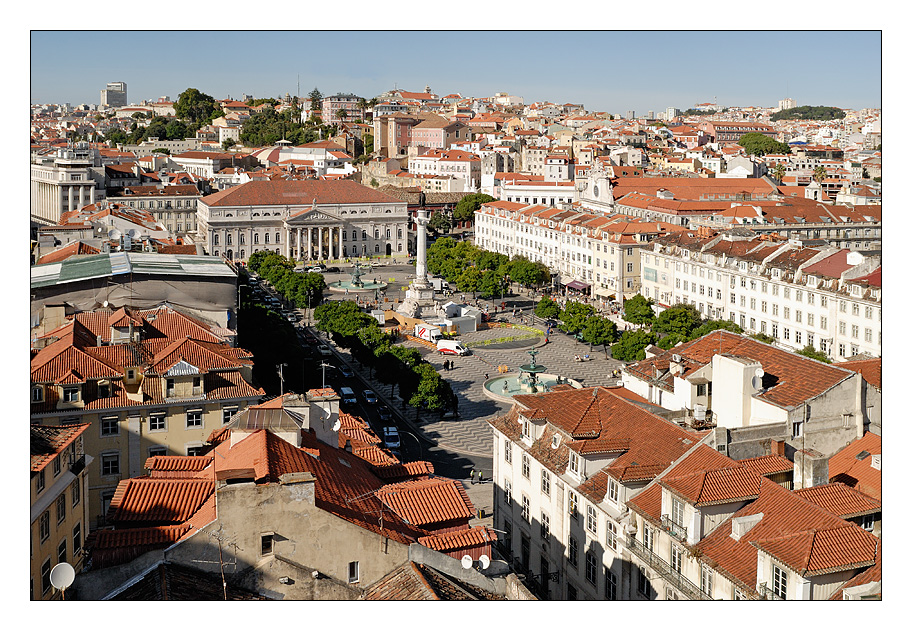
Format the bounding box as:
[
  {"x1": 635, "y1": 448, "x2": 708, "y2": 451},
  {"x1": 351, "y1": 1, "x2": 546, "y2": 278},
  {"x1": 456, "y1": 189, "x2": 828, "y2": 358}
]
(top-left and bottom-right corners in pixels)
[
  {"x1": 107, "y1": 478, "x2": 214, "y2": 524},
  {"x1": 827, "y1": 433, "x2": 881, "y2": 500},
  {"x1": 793, "y1": 483, "x2": 880, "y2": 519}
]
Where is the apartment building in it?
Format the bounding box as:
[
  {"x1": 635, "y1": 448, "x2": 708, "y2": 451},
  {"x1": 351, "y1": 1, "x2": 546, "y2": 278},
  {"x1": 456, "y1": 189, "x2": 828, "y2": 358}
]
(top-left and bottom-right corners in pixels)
[
  {"x1": 320, "y1": 93, "x2": 363, "y2": 125},
  {"x1": 29, "y1": 305, "x2": 264, "y2": 529},
  {"x1": 31, "y1": 423, "x2": 92, "y2": 600},
  {"x1": 106, "y1": 184, "x2": 202, "y2": 235},
  {"x1": 475, "y1": 200, "x2": 684, "y2": 300},
  {"x1": 487, "y1": 385, "x2": 704, "y2": 600},
  {"x1": 639, "y1": 230, "x2": 882, "y2": 359},
  {"x1": 409, "y1": 149, "x2": 481, "y2": 191}
]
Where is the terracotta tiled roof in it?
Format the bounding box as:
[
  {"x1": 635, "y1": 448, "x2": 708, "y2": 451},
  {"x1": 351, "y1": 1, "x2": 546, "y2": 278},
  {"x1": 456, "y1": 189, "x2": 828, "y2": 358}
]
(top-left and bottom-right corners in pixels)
[
  {"x1": 839, "y1": 358, "x2": 881, "y2": 389},
  {"x1": 829, "y1": 545, "x2": 881, "y2": 600},
  {"x1": 200, "y1": 179, "x2": 404, "y2": 208},
  {"x1": 107, "y1": 478, "x2": 214, "y2": 525},
  {"x1": 89, "y1": 525, "x2": 190, "y2": 569},
  {"x1": 417, "y1": 526, "x2": 497, "y2": 552},
  {"x1": 36, "y1": 240, "x2": 101, "y2": 265},
  {"x1": 827, "y1": 433, "x2": 881, "y2": 500},
  {"x1": 752, "y1": 525, "x2": 878, "y2": 577},
  {"x1": 660, "y1": 466, "x2": 762, "y2": 506},
  {"x1": 372, "y1": 460, "x2": 435, "y2": 480},
  {"x1": 738, "y1": 454, "x2": 794, "y2": 477},
  {"x1": 363, "y1": 562, "x2": 440, "y2": 600},
  {"x1": 793, "y1": 483, "x2": 880, "y2": 519},
  {"x1": 30, "y1": 423, "x2": 91, "y2": 472},
  {"x1": 376, "y1": 478, "x2": 475, "y2": 527},
  {"x1": 144, "y1": 455, "x2": 214, "y2": 478}
]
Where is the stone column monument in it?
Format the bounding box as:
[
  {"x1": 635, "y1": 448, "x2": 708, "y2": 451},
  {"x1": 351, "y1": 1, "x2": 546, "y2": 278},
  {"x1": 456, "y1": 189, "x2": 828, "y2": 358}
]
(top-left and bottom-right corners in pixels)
[{"x1": 397, "y1": 207, "x2": 436, "y2": 318}]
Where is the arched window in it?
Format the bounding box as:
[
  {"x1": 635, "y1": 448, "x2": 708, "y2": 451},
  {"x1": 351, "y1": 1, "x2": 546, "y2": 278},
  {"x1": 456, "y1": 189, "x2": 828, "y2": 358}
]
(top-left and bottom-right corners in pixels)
[
  {"x1": 386, "y1": 229, "x2": 391, "y2": 238},
  {"x1": 362, "y1": 230, "x2": 367, "y2": 240},
  {"x1": 398, "y1": 228, "x2": 403, "y2": 238},
  {"x1": 240, "y1": 249, "x2": 245, "y2": 259},
  {"x1": 264, "y1": 233, "x2": 270, "y2": 244},
  {"x1": 213, "y1": 234, "x2": 219, "y2": 245},
  {"x1": 375, "y1": 244, "x2": 380, "y2": 253},
  {"x1": 352, "y1": 245, "x2": 358, "y2": 254},
  {"x1": 226, "y1": 234, "x2": 232, "y2": 245},
  {"x1": 254, "y1": 233, "x2": 259, "y2": 244},
  {"x1": 239, "y1": 234, "x2": 245, "y2": 245},
  {"x1": 397, "y1": 243, "x2": 402, "y2": 252},
  {"x1": 374, "y1": 230, "x2": 380, "y2": 239},
  {"x1": 275, "y1": 232, "x2": 280, "y2": 243}
]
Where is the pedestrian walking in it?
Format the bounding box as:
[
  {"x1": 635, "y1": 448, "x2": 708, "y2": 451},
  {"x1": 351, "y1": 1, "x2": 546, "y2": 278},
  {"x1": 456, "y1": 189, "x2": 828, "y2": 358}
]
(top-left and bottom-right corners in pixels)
[
  {"x1": 470, "y1": 468, "x2": 476, "y2": 484},
  {"x1": 478, "y1": 471, "x2": 483, "y2": 483},
  {"x1": 484, "y1": 372, "x2": 489, "y2": 380}
]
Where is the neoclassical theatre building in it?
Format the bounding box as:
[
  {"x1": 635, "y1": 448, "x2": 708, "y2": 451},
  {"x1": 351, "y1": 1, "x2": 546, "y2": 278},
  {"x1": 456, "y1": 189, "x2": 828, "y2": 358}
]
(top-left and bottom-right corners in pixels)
[{"x1": 196, "y1": 180, "x2": 410, "y2": 262}]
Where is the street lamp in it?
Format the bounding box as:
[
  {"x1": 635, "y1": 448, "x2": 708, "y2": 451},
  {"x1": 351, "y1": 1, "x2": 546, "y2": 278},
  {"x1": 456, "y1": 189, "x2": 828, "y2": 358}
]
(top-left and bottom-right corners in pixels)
[
  {"x1": 400, "y1": 429, "x2": 424, "y2": 461},
  {"x1": 319, "y1": 361, "x2": 331, "y2": 389},
  {"x1": 277, "y1": 363, "x2": 287, "y2": 396}
]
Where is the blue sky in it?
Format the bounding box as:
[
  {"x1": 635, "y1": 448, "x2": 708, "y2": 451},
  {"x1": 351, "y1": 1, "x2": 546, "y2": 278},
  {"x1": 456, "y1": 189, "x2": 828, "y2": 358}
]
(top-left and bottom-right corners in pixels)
[{"x1": 30, "y1": 31, "x2": 881, "y2": 113}]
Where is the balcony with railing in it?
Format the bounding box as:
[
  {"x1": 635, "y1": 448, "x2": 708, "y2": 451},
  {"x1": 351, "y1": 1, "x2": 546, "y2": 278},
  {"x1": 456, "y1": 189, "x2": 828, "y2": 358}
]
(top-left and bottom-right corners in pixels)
[
  {"x1": 661, "y1": 514, "x2": 688, "y2": 541},
  {"x1": 626, "y1": 535, "x2": 712, "y2": 601},
  {"x1": 758, "y1": 582, "x2": 785, "y2": 601}
]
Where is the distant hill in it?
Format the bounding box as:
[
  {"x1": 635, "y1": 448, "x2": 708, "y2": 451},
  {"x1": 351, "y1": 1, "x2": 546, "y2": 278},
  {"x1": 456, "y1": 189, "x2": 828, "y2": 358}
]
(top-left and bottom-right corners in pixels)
[{"x1": 770, "y1": 106, "x2": 846, "y2": 121}]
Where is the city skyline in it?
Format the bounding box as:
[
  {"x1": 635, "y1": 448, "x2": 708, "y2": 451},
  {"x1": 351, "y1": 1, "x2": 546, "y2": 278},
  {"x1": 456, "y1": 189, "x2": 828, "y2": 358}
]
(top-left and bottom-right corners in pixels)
[{"x1": 30, "y1": 31, "x2": 882, "y2": 113}]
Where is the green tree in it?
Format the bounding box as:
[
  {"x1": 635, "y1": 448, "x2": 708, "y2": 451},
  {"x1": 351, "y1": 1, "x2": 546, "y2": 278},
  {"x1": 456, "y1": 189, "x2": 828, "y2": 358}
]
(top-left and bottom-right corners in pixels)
[
  {"x1": 653, "y1": 303, "x2": 702, "y2": 339},
  {"x1": 165, "y1": 119, "x2": 189, "y2": 141},
  {"x1": 750, "y1": 332, "x2": 776, "y2": 344},
  {"x1": 534, "y1": 297, "x2": 560, "y2": 320},
  {"x1": 363, "y1": 133, "x2": 374, "y2": 154},
  {"x1": 222, "y1": 138, "x2": 236, "y2": 151},
  {"x1": 477, "y1": 269, "x2": 506, "y2": 299},
  {"x1": 622, "y1": 295, "x2": 655, "y2": 327},
  {"x1": 771, "y1": 163, "x2": 786, "y2": 183},
  {"x1": 559, "y1": 301, "x2": 595, "y2": 335},
  {"x1": 795, "y1": 345, "x2": 831, "y2": 363},
  {"x1": 409, "y1": 363, "x2": 451, "y2": 419},
  {"x1": 689, "y1": 319, "x2": 743, "y2": 339},
  {"x1": 611, "y1": 329, "x2": 658, "y2": 362},
  {"x1": 294, "y1": 272, "x2": 327, "y2": 308},
  {"x1": 308, "y1": 87, "x2": 323, "y2": 112},
  {"x1": 456, "y1": 267, "x2": 482, "y2": 298},
  {"x1": 175, "y1": 88, "x2": 221, "y2": 125},
  {"x1": 453, "y1": 193, "x2": 496, "y2": 222},
  {"x1": 813, "y1": 165, "x2": 827, "y2": 183},
  {"x1": 581, "y1": 316, "x2": 618, "y2": 357},
  {"x1": 428, "y1": 210, "x2": 452, "y2": 234},
  {"x1": 507, "y1": 257, "x2": 550, "y2": 288},
  {"x1": 738, "y1": 132, "x2": 791, "y2": 156},
  {"x1": 313, "y1": 300, "x2": 376, "y2": 339}
]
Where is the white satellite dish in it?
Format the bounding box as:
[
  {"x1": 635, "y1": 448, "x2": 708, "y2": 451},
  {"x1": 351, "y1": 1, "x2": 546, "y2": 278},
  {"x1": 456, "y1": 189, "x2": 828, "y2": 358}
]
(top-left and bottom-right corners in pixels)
[
  {"x1": 460, "y1": 554, "x2": 473, "y2": 569},
  {"x1": 478, "y1": 554, "x2": 490, "y2": 570},
  {"x1": 127, "y1": 228, "x2": 138, "y2": 238},
  {"x1": 332, "y1": 419, "x2": 341, "y2": 432},
  {"x1": 751, "y1": 376, "x2": 763, "y2": 391},
  {"x1": 108, "y1": 229, "x2": 122, "y2": 239},
  {"x1": 102, "y1": 300, "x2": 109, "y2": 308},
  {"x1": 755, "y1": 367, "x2": 765, "y2": 378},
  {"x1": 50, "y1": 562, "x2": 75, "y2": 592}
]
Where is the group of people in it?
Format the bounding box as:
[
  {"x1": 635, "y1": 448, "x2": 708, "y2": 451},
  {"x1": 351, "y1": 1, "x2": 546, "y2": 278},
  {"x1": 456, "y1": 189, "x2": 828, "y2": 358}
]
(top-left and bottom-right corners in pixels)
[
  {"x1": 469, "y1": 468, "x2": 484, "y2": 484},
  {"x1": 442, "y1": 359, "x2": 454, "y2": 371}
]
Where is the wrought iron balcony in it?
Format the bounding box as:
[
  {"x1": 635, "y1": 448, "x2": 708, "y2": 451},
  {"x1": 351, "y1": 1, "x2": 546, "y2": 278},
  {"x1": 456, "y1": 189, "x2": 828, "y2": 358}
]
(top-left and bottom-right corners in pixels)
[
  {"x1": 661, "y1": 514, "x2": 688, "y2": 541},
  {"x1": 626, "y1": 535, "x2": 712, "y2": 601},
  {"x1": 758, "y1": 582, "x2": 785, "y2": 601}
]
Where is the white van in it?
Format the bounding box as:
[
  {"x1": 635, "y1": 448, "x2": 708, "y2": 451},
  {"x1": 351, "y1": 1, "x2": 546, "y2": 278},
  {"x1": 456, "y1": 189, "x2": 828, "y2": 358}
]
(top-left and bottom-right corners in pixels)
[
  {"x1": 339, "y1": 387, "x2": 357, "y2": 404},
  {"x1": 437, "y1": 339, "x2": 469, "y2": 356}
]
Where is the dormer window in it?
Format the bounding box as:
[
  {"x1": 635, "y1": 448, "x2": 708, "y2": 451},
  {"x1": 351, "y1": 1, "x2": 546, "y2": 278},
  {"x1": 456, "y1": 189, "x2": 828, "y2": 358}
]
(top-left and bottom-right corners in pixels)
[
  {"x1": 62, "y1": 386, "x2": 80, "y2": 402},
  {"x1": 32, "y1": 385, "x2": 44, "y2": 402},
  {"x1": 569, "y1": 451, "x2": 580, "y2": 476},
  {"x1": 166, "y1": 378, "x2": 175, "y2": 397}
]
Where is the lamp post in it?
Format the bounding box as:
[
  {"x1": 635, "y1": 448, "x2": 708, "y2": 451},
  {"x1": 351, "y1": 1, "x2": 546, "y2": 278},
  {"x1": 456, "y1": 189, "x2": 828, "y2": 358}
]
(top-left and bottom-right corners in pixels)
[
  {"x1": 401, "y1": 429, "x2": 423, "y2": 461},
  {"x1": 277, "y1": 363, "x2": 287, "y2": 396},
  {"x1": 319, "y1": 361, "x2": 331, "y2": 389}
]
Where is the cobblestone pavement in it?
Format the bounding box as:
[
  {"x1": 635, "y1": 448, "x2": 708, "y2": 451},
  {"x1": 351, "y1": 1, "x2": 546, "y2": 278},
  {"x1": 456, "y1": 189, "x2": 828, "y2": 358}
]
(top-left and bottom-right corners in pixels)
[{"x1": 327, "y1": 308, "x2": 627, "y2": 458}]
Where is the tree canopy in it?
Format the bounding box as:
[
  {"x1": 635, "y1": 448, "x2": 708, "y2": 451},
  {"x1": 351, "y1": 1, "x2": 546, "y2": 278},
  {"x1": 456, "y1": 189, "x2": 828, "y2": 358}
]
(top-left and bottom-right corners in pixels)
[
  {"x1": 622, "y1": 295, "x2": 656, "y2": 326},
  {"x1": 770, "y1": 106, "x2": 846, "y2": 122},
  {"x1": 175, "y1": 88, "x2": 221, "y2": 126},
  {"x1": 795, "y1": 345, "x2": 831, "y2": 364},
  {"x1": 611, "y1": 329, "x2": 657, "y2": 362},
  {"x1": 534, "y1": 297, "x2": 560, "y2": 320},
  {"x1": 453, "y1": 193, "x2": 495, "y2": 222},
  {"x1": 559, "y1": 301, "x2": 595, "y2": 335},
  {"x1": 581, "y1": 316, "x2": 618, "y2": 356},
  {"x1": 738, "y1": 132, "x2": 791, "y2": 156}
]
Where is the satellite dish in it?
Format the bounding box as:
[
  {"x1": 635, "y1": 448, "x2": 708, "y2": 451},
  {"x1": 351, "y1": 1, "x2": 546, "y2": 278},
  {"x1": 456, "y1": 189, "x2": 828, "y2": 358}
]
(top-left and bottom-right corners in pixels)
[
  {"x1": 102, "y1": 300, "x2": 109, "y2": 308},
  {"x1": 127, "y1": 228, "x2": 138, "y2": 238},
  {"x1": 751, "y1": 376, "x2": 763, "y2": 391},
  {"x1": 755, "y1": 367, "x2": 765, "y2": 378},
  {"x1": 108, "y1": 229, "x2": 122, "y2": 239},
  {"x1": 461, "y1": 555, "x2": 473, "y2": 569},
  {"x1": 479, "y1": 554, "x2": 490, "y2": 569},
  {"x1": 332, "y1": 419, "x2": 341, "y2": 432},
  {"x1": 50, "y1": 562, "x2": 75, "y2": 591}
]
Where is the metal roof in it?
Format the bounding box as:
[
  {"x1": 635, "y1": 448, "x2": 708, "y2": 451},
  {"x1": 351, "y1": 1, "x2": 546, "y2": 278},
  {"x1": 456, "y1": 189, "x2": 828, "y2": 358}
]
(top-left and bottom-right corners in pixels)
[{"x1": 31, "y1": 252, "x2": 236, "y2": 288}]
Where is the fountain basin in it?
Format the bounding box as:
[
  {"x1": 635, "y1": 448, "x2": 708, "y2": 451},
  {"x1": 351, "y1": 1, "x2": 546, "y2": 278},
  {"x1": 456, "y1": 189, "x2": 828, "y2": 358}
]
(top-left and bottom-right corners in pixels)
[{"x1": 482, "y1": 372, "x2": 583, "y2": 403}]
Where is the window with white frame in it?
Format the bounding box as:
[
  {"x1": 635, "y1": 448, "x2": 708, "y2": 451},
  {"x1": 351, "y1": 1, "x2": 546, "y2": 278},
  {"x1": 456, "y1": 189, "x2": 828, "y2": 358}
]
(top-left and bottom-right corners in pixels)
[
  {"x1": 569, "y1": 451, "x2": 580, "y2": 475},
  {"x1": 772, "y1": 564, "x2": 788, "y2": 599},
  {"x1": 149, "y1": 446, "x2": 167, "y2": 458},
  {"x1": 606, "y1": 521, "x2": 617, "y2": 550},
  {"x1": 587, "y1": 505, "x2": 597, "y2": 535},
  {"x1": 605, "y1": 568, "x2": 617, "y2": 600},
  {"x1": 222, "y1": 406, "x2": 237, "y2": 424},
  {"x1": 701, "y1": 564, "x2": 714, "y2": 596},
  {"x1": 186, "y1": 409, "x2": 203, "y2": 428},
  {"x1": 540, "y1": 512, "x2": 550, "y2": 540},
  {"x1": 348, "y1": 561, "x2": 360, "y2": 584},
  {"x1": 568, "y1": 490, "x2": 579, "y2": 521},
  {"x1": 541, "y1": 469, "x2": 551, "y2": 496},
  {"x1": 101, "y1": 416, "x2": 119, "y2": 436},
  {"x1": 101, "y1": 452, "x2": 120, "y2": 476},
  {"x1": 608, "y1": 478, "x2": 618, "y2": 503},
  {"x1": 521, "y1": 494, "x2": 531, "y2": 522},
  {"x1": 670, "y1": 545, "x2": 683, "y2": 574},
  {"x1": 585, "y1": 551, "x2": 598, "y2": 585},
  {"x1": 503, "y1": 439, "x2": 512, "y2": 463},
  {"x1": 149, "y1": 413, "x2": 166, "y2": 431},
  {"x1": 671, "y1": 496, "x2": 685, "y2": 528},
  {"x1": 568, "y1": 536, "x2": 578, "y2": 568},
  {"x1": 643, "y1": 524, "x2": 653, "y2": 551},
  {"x1": 637, "y1": 565, "x2": 650, "y2": 595},
  {"x1": 521, "y1": 453, "x2": 530, "y2": 479},
  {"x1": 503, "y1": 478, "x2": 512, "y2": 506}
]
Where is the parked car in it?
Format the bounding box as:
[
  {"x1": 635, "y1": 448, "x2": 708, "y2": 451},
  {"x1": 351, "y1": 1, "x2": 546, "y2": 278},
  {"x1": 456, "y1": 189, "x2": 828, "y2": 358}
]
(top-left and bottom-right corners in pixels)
[
  {"x1": 318, "y1": 345, "x2": 333, "y2": 357},
  {"x1": 377, "y1": 406, "x2": 392, "y2": 422},
  {"x1": 382, "y1": 426, "x2": 400, "y2": 450},
  {"x1": 339, "y1": 366, "x2": 354, "y2": 378},
  {"x1": 363, "y1": 389, "x2": 378, "y2": 404}
]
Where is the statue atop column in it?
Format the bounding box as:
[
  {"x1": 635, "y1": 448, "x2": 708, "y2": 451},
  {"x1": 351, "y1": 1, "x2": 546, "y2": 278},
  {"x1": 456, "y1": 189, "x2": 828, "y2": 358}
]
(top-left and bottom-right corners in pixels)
[{"x1": 396, "y1": 207, "x2": 436, "y2": 318}]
